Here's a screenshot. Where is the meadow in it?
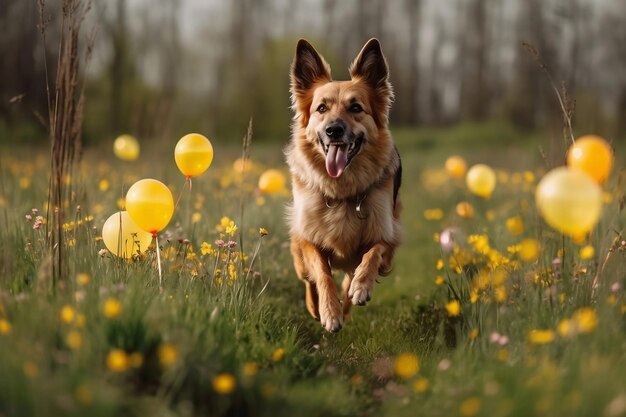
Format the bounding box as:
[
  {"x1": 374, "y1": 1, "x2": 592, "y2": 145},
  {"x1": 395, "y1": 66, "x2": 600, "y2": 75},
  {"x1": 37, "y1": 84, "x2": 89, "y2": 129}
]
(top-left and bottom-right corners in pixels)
[{"x1": 0, "y1": 123, "x2": 625, "y2": 417}]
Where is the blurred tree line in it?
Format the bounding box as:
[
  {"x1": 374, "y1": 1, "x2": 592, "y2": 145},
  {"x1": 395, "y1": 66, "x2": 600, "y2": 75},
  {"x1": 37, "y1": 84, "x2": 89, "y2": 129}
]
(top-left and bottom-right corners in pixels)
[{"x1": 2, "y1": 0, "x2": 626, "y2": 145}]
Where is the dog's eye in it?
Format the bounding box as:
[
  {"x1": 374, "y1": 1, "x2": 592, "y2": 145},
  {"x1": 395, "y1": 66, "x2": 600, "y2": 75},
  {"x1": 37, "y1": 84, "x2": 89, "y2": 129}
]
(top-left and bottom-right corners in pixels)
[
  {"x1": 317, "y1": 104, "x2": 327, "y2": 113},
  {"x1": 349, "y1": 103, "x2": 364, "y2": 113}
]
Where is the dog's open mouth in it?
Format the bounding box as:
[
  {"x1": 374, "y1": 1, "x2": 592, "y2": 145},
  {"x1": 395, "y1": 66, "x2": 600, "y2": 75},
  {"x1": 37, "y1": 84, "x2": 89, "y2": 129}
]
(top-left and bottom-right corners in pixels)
[{"x1": 320, "y1": 135, "x2": 364, "y2": 178}]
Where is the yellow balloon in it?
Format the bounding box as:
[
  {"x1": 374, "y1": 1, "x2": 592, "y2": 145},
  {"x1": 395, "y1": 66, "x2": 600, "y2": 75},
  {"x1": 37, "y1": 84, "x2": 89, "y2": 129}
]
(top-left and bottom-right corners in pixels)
[
  {"x1": 445, "y1": 156, "x2": 467, "y2": 178},
  {"x1": 466, "y1": 164, "x2": 496, "y2": 198},
  {"x1": 174, "y1": 133, "x2": 214, "y2": 177},
  {"x1": 535, "y1": 167, "x2": 602, "y2": 236},
  {"x1": 102, "y1": 211, "x2": 153, "y2": 258},
  {"x1": 113, "y1": 134, "x2": 140, "y2": 161},
  {"x1": 566, "y1": 135, "x2": 613, "y2": 184},
  {"x1": 126, "y1": 179, "x2": 174, "y2": 235},
  {"x1": 258, "y1": 169, "x2": 286, "y2": 194}
]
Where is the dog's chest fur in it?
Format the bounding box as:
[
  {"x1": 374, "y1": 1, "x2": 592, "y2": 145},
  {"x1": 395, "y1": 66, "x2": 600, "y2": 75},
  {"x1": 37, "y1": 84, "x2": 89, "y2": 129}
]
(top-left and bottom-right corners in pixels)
[{"x1": 288, "y1": 178, "x2": 395, "y2": 266}]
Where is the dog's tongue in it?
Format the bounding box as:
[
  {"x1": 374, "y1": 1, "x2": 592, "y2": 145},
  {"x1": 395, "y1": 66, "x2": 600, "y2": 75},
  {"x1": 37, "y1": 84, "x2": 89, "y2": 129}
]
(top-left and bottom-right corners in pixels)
[{"x1": 325, "y1": 144, "x2": 348, "y2": 178}]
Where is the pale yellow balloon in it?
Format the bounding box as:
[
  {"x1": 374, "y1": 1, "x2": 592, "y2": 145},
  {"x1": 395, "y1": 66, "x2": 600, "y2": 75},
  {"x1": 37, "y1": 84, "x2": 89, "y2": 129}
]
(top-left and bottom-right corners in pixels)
[
  {"x1": 258, "y1": 169, "x2": 286, "y2": 194},
  {"x1": 113, "y1": 134, "x2": 140, "y2": 161},
  {"x1": 535, "y1": 167, "x2": 602, "y2": 236},
  {"x1": 466, "y1": 164, "x2": 496, "y2": 198},
  {"x1": 174, "y1": 133, "x2": 214, "y2": 177},
  {"x1": 102, "y1": 211, "x2": 153, "y2": 258},
  {"x1": 126, "y1": 179, "x2": 175, "y2": 235}
]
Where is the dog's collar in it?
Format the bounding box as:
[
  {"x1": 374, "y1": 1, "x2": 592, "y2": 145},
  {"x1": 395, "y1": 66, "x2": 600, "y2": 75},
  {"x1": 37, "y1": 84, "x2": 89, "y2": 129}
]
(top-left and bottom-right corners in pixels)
[
  {"x1": 325, "y1": 193, "x2": 368, "y2": 219},
  {"x1": 323, "y1": 148, "x2": 401, "y2": 219}
]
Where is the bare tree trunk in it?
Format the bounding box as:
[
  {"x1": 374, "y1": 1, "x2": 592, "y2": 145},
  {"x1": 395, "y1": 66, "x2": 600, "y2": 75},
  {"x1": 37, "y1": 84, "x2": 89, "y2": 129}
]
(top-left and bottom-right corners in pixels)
[
  {"x1": 459, "y1": 0, "x2": 490, "y2": 121},
  {"x1": 110, "y1": 0, "x2": 128, "y2": 135},
  {"x1": 406, "y1": 0, "x2": 422, "y2": 125}
]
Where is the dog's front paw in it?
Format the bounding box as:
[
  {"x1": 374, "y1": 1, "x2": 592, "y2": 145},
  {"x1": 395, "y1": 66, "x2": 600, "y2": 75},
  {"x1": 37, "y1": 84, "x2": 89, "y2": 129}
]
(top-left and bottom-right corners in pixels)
[
  {"x1": 348, "y1": 279, "x2": 372, "y2": 306},
  {"x1": 319, "y1": 297, "x2": 343, "y2": 333}
]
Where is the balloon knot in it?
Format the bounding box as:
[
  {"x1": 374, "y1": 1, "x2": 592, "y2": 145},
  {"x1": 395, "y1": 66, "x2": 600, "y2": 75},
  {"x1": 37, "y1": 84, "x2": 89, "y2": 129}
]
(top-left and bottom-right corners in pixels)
[{"x1": 151, "y1": 231, "x2": 158, "y2": 239}]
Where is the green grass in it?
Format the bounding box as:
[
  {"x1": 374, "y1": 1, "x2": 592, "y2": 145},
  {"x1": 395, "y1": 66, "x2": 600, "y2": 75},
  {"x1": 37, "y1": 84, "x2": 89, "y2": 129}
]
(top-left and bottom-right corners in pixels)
[{"x1": 0, "y1": 123, "x2": 625, "y2": 417}]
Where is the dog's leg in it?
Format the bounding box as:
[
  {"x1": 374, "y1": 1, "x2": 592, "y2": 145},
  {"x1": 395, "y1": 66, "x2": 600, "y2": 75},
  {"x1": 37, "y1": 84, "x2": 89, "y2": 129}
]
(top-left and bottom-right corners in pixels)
[
  {"x1": 341, "y1": 273, "x2": 353, "y2": 318},
  {"x1": 300, "y1": 240, "x2": 343, "y2": 332},
  {"x1": 349, "y1": 242, "x2": 391, "y2": 306},
  {"x1": 291, "y1": 239, "x2": 320, "y2": 320}
]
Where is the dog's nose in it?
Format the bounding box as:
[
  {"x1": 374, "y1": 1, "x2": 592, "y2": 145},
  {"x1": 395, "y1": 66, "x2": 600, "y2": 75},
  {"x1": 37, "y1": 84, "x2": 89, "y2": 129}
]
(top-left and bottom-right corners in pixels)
[{"x1": 325, "y1": 122, "x2": 345, "y2": 139}]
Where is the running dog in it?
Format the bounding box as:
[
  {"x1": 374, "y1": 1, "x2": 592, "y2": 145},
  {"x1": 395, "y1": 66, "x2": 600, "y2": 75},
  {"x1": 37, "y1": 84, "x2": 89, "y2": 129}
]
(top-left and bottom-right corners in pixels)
[{"x1": 285, "y1": 38, "x2": 402, "y2": 332}]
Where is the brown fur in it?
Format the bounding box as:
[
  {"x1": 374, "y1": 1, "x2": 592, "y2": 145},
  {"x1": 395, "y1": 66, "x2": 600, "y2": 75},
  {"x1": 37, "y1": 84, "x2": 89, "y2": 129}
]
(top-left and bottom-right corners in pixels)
[{"x1": 285, "y1": 39, "x2": 402, "y2": 332}]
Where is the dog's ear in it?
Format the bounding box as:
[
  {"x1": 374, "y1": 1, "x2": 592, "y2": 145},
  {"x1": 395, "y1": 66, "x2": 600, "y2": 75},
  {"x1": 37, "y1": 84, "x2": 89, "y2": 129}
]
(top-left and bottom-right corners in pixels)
[
  {"x1": 350, "y1": 38, "x2": 389, "y2": 89},
  {"x1": 290, "y1": 40, "x2": 331, "y2": 121},
  {"x1": 350, "y1": 39, "x2": 393, "y2": 124}
]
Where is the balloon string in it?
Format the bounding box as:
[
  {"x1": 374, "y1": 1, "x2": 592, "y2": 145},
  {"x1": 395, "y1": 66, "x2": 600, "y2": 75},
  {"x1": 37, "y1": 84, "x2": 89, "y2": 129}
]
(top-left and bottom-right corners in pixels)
[
  {"x1": 155, "y1": 234, "x2": 163, "y2": 288},
  {"x1": 174, "y1": 176, "x2": 191, "y2": 210}
]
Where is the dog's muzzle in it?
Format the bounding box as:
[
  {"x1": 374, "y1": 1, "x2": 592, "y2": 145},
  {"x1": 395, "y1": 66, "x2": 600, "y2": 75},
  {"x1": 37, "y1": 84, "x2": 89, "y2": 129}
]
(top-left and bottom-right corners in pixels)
[{"x1": 319, "y1": 135, "x2": 364, "y2": 178}]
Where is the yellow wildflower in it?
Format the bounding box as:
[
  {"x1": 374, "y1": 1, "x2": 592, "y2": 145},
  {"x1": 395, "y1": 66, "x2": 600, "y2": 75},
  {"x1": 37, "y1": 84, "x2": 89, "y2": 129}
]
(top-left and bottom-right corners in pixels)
[
  {"x1": 217, "y1": 216, "x2": 232, "y2": 232},
  {"x1": 579, "y1": 245, "x2": 595, "y2": 260},
  {"x1": 557, "y1": 319, "x2": 575, "y2": 338},
  {"x1": 445, "y1": 300, "x2": 461, "y2": 317},
  {"x1": 460, "y1": 397, "x2": 481, "y2": 417},
  {"x1": 99, "y1": 179, "x2": 110, "y2": 192},
  {"x1": 497, "y1": 349, "x2": 509, "y2": 362},
  {"x1": 572, "y1": 308, "x2": 597, "y2": 334},
  {"x1": 506, "y1": 216, "x2": 524, "y2": 236},
  {"x1": 23, "y1": 361, "x2": 39, "y2": 378},
  {"x1": 519, "y1": 239, "x2": 540, "y2": 262},
  {"x1": 424, "y1": 208, "x2": 444, "y2": 221},
  {"x1": 523, "y1": 170, "x2": 535, "y2": 183},
  {"x1": 213, "y1": 373, "x2": 236, "y2": 395},
  {"x1": 468, "y1": 234, "x2": 490, "y2": 254},
  {"x1": 106, "y1": 349, "x2": 129, "y2": 373},
  {"x1": 75, "y1": 384, "x2": 93, "y2": 405},
  {"x1": 65, "y1": 331, "x2": 82, "y2": 350},
  {"x1": 19, "y1": 177, "x2": 31, "y2": 189},
  {"x1": 413, "y1": 377, "x2": 430, "y2": 393},
  {"x1": 528, "y1": 329, "x2": 555, "y2": 345},
  {"x1": 225, "y1": 222, "x2": 238, "y2": 236},
  {"x1": 435, "y1": 275, "x2": 445, "y2": 285},
  {"x1": 259, "y1": 228, "x2": 269, "y2": 236},
  {"x1": 0, "y1": 319, "x2": 12, "y2": 335},
  {"x1": 116, "y1": 198, "x2": 125, "y2": 210},
  {"x1": 242, "y1": 362, "x2": 258, "y2": 377},
  {"x1": 607, "y1": 294, "x2": 617, "y2": 306},
  {"x1": 272, "y1": 348, "x2": 285, "y2": 362},
  {"x1": 103, "y1": 298, "x2": 123, "y2": 319},
  {"x1": 158, "y1": 343, "x2": 179, "y2": 368},
  {"x1": 393, "y1": 353, "x2": 420, "y2": 379},
  {"x1": 191, "y1": 212, "x2": 202, "y2": 224},
  {"x1": 468, "y1": 328, "x2": 479, "y2": 341},
  {"x1": 200, "y1": 242, "x2": 214, "y2": 256},
  {"x1": 228, "y1": 262, "x2": 237, "y2": 280},
  {"x1": 436, "y1": 258, "x2": 444, "y2": 271},
  {"x1": 495, "y1": 286, "x2": 507, "y2": 303},
  {"x1": 76, "y1": 273, "x2": 91, "y2": 286},
  {"x1": 351, "y1": 374, "x2": 364, "y2": 385},
  {"x1": 59, "y1": 305, "x2": 76, "y2": 324}
]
